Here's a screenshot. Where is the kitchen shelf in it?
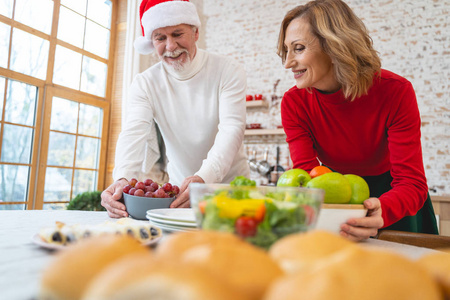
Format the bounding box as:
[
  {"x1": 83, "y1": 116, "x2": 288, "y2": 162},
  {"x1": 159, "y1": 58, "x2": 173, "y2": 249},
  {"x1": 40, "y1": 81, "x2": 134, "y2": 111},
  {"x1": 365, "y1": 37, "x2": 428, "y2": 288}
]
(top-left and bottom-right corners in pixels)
[
  {"x1": 246, "y1": 100, "x2": 269, "y2": 108},
  {"x1": 244, "y1": 128, "x2": 285, "y2": 136}
]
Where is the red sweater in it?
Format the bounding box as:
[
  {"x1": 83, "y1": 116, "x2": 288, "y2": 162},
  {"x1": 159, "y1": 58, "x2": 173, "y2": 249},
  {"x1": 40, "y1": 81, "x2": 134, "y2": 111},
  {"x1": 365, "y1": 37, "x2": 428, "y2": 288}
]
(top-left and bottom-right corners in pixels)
[{"x1": 281, "y1": 69, "x2": 428, "y2": 227}]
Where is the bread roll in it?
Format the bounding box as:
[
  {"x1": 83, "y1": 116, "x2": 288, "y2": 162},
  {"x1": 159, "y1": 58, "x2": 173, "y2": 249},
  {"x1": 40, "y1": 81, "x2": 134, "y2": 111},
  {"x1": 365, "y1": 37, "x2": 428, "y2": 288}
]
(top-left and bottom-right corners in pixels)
[
  {"x1": 417, "y1": 250, "x2": 450, "y2": 297},
  {"x1": 264, "y1": 246, "x2": 442, "y2": 300},
  {"x1": 82, "y1": 253, "x2": 248, "y2": 300},
  {"x1": 155, "y1": 230, "x2": 246, "y2": 256},
  {"x1": 39, "y1": 235, "x2": 149, "y2": 300},
  {"x1": 156, "y1": 230, "x2": 283, "y2": 300},
  {"x1": 269, "y1": 230, "x2": 355, "y2": 273}
]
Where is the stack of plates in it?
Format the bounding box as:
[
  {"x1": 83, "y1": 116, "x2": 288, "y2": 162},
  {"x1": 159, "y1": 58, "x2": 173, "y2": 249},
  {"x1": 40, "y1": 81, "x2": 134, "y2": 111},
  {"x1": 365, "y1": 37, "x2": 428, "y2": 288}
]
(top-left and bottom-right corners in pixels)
[{"x1": 146, "y1": 208, "x2": 198, "y2": 233}]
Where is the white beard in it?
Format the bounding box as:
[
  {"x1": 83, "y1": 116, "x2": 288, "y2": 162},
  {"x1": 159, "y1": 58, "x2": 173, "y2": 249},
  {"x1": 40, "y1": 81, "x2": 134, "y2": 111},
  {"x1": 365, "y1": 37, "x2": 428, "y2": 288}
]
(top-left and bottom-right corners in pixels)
[{"x1": 162, "y1": 49, "x2": 191, "y2": 72}]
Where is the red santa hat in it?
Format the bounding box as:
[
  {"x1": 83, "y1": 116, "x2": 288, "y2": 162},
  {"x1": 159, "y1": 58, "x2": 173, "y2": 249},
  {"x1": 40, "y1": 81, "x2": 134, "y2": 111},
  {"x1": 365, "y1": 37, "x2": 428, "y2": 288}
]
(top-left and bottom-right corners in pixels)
[{"x1": 134, "y1": 0, "x2": 201, "y2": 54}]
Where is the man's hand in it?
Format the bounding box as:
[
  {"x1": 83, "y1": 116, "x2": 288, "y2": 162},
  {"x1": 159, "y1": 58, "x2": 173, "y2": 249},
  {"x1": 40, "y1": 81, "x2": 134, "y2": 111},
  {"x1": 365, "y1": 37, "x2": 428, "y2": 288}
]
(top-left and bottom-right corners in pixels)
[
  {"x1": 170, "y1": 175, "x2": 205, "y2": 208},
  {"x1": 101, "y1": 178, "x2": 129, "y2": 218},
  {"x1": 339, "y1": 197, "x2": 384, "y2": 242}
]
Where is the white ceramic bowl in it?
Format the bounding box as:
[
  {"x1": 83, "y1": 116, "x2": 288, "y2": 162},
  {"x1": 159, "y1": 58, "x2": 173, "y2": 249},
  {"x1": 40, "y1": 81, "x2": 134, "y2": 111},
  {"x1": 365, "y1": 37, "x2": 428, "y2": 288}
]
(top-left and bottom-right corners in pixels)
[
  {"x1": 123, "y1": 193, "x2": 175, "y2": 220},
  {"x1": 315, "y1": 204, "x2": 368, "y2": 233}
]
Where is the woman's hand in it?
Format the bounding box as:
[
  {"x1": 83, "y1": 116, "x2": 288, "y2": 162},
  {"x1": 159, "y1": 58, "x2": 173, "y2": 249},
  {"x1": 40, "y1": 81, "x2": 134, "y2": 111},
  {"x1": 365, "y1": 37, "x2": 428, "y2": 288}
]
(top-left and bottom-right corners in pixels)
[
  {"x1": 169, "y1": 175, "x2": 205, "y2": 208},
  {"x1": 339, "y1": 197, "x2": 384, "y2": 242},
  {"x1": 101, "y1": 178, "x2": 129, "y2": 218}
]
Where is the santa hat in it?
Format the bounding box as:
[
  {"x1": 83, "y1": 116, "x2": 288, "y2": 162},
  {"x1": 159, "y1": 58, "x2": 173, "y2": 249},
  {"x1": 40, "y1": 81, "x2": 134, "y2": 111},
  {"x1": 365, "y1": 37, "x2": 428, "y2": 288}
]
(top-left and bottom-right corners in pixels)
[{"x1": 134, "y1": 0, "x2": 201, "y2": 54}]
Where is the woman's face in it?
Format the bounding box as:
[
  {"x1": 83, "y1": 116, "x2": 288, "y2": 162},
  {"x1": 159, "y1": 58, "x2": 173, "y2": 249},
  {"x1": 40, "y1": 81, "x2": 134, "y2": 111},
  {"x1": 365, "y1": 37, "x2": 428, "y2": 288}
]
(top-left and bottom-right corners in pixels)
[{"x1": 284, "y1": 17, "x2": 339, "y2": 92}]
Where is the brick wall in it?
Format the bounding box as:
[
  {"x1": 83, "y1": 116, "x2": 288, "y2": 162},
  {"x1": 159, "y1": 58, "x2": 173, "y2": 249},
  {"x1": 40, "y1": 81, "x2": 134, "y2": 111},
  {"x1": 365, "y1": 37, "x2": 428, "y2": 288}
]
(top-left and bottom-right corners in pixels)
[{"x1": 200, "y1": 0, "x2": 450, "y2": 194}]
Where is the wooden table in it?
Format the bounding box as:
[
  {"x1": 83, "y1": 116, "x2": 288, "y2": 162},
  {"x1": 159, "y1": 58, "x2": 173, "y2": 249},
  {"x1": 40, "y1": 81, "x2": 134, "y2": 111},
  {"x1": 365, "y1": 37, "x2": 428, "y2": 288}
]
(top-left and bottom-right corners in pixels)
[{"x1": 0, "y1": 210, "x2": 438, "y2": 300}]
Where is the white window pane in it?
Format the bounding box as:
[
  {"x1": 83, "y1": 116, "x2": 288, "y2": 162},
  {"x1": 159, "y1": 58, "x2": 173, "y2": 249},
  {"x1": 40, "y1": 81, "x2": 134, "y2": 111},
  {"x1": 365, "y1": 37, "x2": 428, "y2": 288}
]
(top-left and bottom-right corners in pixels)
[
  {"x1": 0, "y1": 0, "x2": 14, "y2": 18},
  {"x1": 43, "y1": 167, "x2": 72, "y2": 202},
  {"x1": 53, "y1": 45, "x2": 82, "y2": 90},
  {"x1": 14, "y1": 0, "x2": 53, "y2": 34},
  {"x1": 87, "y1": 0, "x2": 112, "y2": 29},
  {"x1": 84, "y1": 20, "x2": 109, "y2": 58},
  {"x1": 5, "y1": 80, "x2": 37, "y2": 126},
  {"x1": 0, "y1": 22, "x2": 10, "y2": 69},
  {"x1": 75, "y1": 136, "x2": 100, "y2": 169},
  {"x1": 61, "y1": 0, "x2": 87, "y2": 16},
  {"x1": 79, "y1": 104, "x2": 102, "y2": 137},
  {"x1": 10, "y1": 28, "x2": 49, "y2": 80},
  {"x1": 81, "y1": 57, "x2": 106, "y2": 97},
  {"x1": 1, "y1": 124, "x2": 33, "y2": 164},
  {"x1": 50, "y1": 97, "x2": 78, "y2": 133},
  {"x1": 47, "y1": 132, "x2": 76, "y2": 167},
  {"x1": 57, "y1": 6, "x2": 85, "y2": 48},
  {"x1": 0, "y1": 165, "x2": 29, "y2": 203},
  {"x1": 73, "y1": 170, "x2": 97, "y2": 196},
  {"x1": 0, "y1": 77, "x2": 4, "y2": 120}
]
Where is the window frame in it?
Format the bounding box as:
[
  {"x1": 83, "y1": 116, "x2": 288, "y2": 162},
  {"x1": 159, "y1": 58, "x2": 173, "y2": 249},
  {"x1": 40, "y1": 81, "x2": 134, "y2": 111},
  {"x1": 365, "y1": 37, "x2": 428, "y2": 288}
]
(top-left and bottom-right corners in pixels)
[{"x1": 0, "y1": 0, "x2": 117, "y2": 209}]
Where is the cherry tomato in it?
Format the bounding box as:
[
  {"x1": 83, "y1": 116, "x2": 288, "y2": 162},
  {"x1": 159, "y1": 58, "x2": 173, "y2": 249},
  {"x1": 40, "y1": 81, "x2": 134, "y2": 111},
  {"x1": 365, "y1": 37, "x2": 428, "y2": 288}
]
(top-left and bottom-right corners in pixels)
[
  {"x1": 235, "y1": 216, "x2": 258, "y2": 238},
  {"x1": 198, "y1": 201, "x2": 207, "y2": 214},
  {"x1": 246, "y1": 95, "x2": 253, "y2": 101},
  {"x1": 303, "y1": 205, "x2": 316, "y2": 225}
]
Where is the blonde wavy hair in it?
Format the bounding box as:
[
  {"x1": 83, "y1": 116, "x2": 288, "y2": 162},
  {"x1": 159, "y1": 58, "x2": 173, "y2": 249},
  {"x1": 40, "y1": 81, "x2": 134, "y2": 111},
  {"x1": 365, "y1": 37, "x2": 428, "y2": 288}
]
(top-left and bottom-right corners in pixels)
[{"x1": 277, "y1": 0, "x2": 381, "y2": 101}]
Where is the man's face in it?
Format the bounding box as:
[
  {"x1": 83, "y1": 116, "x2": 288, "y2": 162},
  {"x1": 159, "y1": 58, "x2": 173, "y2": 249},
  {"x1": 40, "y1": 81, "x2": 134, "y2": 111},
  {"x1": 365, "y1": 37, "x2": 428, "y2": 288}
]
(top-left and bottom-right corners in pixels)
[{"x1": 152, "y1": 24, "x2": 199, "y2": 71}]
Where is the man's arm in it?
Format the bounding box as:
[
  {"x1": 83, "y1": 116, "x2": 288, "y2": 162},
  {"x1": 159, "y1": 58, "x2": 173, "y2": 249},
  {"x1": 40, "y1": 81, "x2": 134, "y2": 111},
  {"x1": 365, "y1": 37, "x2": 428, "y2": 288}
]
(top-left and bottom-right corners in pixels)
[
  {"x1": 194, "y1": 59, "x2": 248, "y2": 183},
  {"x1": 113, "y1": 75, "x2": 154, "y2": 181}
]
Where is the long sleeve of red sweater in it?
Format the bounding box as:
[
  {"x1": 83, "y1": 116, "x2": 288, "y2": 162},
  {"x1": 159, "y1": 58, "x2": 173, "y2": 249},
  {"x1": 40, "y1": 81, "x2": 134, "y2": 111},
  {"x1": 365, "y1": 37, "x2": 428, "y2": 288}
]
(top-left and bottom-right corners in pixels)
[{"x1": 281, "y1": 70, "x2": 428, "y2": 227}]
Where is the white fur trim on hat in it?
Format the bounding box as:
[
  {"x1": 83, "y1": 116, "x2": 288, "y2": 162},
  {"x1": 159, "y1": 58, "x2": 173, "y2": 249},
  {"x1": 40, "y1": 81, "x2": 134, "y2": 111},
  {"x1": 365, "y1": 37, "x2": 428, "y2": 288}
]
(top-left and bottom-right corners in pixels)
[{"x1": 134, "y1": 1, "x2": 201, "y2": 55}]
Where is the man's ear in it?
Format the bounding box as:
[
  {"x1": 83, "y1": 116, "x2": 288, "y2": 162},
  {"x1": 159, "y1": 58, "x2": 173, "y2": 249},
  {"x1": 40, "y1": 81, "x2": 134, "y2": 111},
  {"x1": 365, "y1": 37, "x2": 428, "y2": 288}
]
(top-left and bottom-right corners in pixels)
[{"x1": 194, "y1": 27, "x2": 199, "y2": 42}]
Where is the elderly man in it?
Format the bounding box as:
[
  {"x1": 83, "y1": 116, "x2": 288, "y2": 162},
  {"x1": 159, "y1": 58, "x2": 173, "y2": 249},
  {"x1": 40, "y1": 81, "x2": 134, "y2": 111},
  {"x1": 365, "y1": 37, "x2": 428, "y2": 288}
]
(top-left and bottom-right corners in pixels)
[{"x1": 101, "y1": 0, "x2": 250, "y2": 218}]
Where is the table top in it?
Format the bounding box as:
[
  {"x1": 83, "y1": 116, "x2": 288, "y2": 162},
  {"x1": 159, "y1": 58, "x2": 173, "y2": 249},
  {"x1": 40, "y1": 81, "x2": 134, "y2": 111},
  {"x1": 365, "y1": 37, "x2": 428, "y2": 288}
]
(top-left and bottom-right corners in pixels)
[{"x1": 0, "y1": 210, "x2": 438, "y2": 300}]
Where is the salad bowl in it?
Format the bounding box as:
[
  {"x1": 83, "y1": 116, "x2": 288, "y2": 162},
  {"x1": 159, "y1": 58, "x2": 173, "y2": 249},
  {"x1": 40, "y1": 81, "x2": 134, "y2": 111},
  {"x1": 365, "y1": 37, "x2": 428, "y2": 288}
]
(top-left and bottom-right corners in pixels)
[{"x1": 189, "y1": 183, "x2": 324, "y2": 249}]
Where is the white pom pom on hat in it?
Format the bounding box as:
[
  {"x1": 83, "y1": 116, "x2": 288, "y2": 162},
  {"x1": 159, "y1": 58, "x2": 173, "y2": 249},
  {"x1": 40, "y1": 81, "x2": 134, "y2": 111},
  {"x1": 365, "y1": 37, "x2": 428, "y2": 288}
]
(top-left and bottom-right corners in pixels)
[{"x1": 134, "y1": 0, "x2": 201, "y2": 55}]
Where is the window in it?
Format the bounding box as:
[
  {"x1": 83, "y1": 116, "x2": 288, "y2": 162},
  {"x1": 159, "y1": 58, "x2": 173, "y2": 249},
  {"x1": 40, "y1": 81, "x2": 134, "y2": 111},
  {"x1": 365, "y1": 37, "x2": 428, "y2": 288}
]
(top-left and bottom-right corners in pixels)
[{"x1": 0, "y1": 0, "x2": 116, "y2": 210}]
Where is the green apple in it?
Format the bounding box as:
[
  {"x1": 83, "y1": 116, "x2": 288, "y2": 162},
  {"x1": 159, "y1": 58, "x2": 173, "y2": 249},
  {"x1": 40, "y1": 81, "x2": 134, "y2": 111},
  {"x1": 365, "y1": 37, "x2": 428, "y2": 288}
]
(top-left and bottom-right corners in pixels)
[
  {"x1": 306, "y1": 172, "x2": 351, "y2": 204},
  {"x1": 277, "y1": 169, "x2": 311, "y2": 187},
  {"x1": 344, "y1": 174, "x2": 370, "y2": 204}
]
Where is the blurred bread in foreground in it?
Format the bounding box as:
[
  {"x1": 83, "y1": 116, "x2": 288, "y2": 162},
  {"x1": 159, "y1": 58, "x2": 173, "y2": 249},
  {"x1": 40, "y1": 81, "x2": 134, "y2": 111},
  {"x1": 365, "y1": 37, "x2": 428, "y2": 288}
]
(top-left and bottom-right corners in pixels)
[
  {"x1": 155, "y1": 231, "x2": 283, "y2": 300},
  {"x1": 269, "y1": 230, "x2": 355, "y2": 273},
  {"x1": 264, "y1": 246, "x2": 442, "y2": 300},
  {"x1": 39, "y1": 235, "x2": 148, "y2": 300},
  {"x1": 155, "y1": 230, "x2": 247, "y2": 257},
  {"x1": 417, "y1": 249, "x2": 450, "y2": 298},
  {"x1": 82, "y1": 253, "x2": 248, "y2": 300}
]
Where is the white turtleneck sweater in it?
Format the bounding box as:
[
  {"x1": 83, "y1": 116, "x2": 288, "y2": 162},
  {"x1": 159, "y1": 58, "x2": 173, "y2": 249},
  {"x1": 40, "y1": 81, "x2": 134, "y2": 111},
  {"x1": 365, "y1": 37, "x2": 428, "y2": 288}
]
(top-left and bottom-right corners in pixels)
[{"x1": 113, "y1": 49, "x2": 250, "y2": 185}]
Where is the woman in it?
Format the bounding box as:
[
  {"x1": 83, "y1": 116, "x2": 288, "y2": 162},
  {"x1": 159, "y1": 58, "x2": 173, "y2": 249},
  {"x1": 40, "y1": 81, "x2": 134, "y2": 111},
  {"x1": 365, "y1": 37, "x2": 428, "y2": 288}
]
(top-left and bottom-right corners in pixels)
[{"x1": 277, "y1": 0, "x2": 438, "y2": 241}]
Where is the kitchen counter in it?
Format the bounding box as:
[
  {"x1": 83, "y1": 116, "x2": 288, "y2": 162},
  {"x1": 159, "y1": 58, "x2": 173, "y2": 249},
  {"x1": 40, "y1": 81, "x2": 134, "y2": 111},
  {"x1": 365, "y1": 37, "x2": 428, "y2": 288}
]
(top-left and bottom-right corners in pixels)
[{"x1": 0, "y1": 210, "x2": 438, "y2": 300}]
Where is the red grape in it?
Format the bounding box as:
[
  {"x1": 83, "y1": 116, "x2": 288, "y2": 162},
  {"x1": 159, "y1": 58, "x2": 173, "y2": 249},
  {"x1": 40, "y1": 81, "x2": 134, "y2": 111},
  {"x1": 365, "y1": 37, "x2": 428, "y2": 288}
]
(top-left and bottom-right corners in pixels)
[
  {"x1": 145, "y1": 185, "x2": 156, "y2": 193},
  {"x1": 162, "y1": 183, "x2": 172, "y2": 192},
  {"x1": 129, "y1": 188, "x2": 136, "y2": 195},
  {"x1": 129, "y1": 178, "x2": 138, "y2": 187},
  {"x1": 154, "y1": 188, "x2": 167, "y2": 198},
  {"x1": 172, "y1": 185, "x2": 180, "y2": 195},
  {"x1": 135, "y1": 181, "x2": 145, "y2": 190},
  {"x1": 144, "y1": 178, "x2": 153, "y2": 186},
  {"x1": 150, "y1": 182, "x2": 159, "y2": 191},
  {"x1": 123, "y1": 185, "x2": 132, "y2": 194},
  {"x1": 134, "y1": 189, "x2": 145, "y2": 197},
  {"x1": 144, "y1": 191, "x2": 154, "y2": 197}
]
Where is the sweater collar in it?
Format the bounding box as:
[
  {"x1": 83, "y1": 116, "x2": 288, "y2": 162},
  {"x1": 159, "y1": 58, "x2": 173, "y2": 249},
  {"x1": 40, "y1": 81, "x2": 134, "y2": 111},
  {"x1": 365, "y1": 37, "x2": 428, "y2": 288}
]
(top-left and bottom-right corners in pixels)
[
  {"x1": 163, "y1": 47, "x2": 205, "y2": 80},
  {"x1": 313, "y1": 88, "x2": 347, "y2": 104}
]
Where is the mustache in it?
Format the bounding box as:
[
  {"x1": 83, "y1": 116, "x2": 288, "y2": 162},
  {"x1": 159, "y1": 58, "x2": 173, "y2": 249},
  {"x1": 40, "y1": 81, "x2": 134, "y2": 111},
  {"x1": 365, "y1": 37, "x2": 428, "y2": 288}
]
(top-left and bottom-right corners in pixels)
[{"x1": 163, "y1": 49, "x2": 189, "y2": 58}]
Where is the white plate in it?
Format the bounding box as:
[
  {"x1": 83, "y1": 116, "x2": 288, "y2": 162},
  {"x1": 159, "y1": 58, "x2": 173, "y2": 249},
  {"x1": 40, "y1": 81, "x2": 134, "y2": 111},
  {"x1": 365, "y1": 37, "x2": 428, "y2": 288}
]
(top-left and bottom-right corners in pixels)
[
  {"x1": 146, "y1": 208, "x2": 195, "y2": 223},
  {"x1": 315, "y1": 204, "x2": 368, "y2": 234},
  {"x1": 31, "y1": 233, "x2": 162, "y2": 250},
  {"x1": 149, "y1": 221, "x2": 198, "y2": 233},
  {"x1": 146, "y1": 215, "x2": 197, "y2": 227}
]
